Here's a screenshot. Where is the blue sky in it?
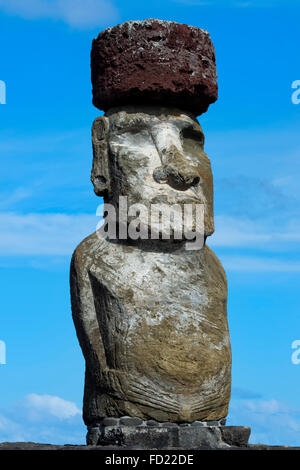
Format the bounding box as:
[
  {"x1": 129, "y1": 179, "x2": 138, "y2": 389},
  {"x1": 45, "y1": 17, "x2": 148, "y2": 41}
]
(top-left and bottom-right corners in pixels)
[{"x1": 0, "y1": 0, "x2": 300, "y2": 446}]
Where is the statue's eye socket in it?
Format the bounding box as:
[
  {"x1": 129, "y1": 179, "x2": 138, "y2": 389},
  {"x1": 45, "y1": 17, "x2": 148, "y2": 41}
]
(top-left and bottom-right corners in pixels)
[
  {"x1": 118, "y1": 121, "x2": 148, "y2": 134},
  {"x1": 181, "y1": 127, "x2": 204, "y2": 146}
]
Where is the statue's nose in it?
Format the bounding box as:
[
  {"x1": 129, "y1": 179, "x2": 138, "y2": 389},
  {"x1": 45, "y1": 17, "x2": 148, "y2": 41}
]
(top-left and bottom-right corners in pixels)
[
  {"x1": 153, "y1": 146, "x2": 200, "y2": 190},
  {"x1": 151, "y1": 123, "x2": 201, "y2": 190}
]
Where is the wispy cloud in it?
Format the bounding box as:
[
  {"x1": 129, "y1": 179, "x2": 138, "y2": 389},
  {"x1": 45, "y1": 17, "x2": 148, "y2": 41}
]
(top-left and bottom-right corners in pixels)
[
  {"x1": 0, "y1": 394, "x2": 85, "y2": 444},
  {"x1": 0, "y1": 129, "x2": 87, "y2": 155},
  {"x1": 211, "y1": 215, "x2": 300, "y2": 249},
  {"x1": 0, "y1": 0, "x2": 119, "y2": 29},
  {"x1": 1, "y1": 211, "x2": 300, "y2": 275},
  {"x1": 210, "y1": 213, "x2": 300, "y2": 272},
  {"x1": 1, "y1": 392, "x2": 299, "y2": 446},
  {"x1": 228, "y1": 396, "x2": 300, "y2": 446},
  {"x1": 20, "y1": 394, "x2": 81, "y2": 420},
  {"x1": 214, "y1": 176, "x2": 296, "y2": 220},
  {"x1": 0, "y1": 188, "x2": 34, "y2": 210},
  {"x1": 221, "y1": 255, "x2": 300, "y2": 273},
  {"x1": 0, "y1": 212, "x2": 100, "y2": 256}
]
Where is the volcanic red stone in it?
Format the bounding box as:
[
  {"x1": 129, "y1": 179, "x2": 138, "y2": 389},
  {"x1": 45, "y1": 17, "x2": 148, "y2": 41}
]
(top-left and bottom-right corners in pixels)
[{"x1": 91, "y1": 19, "x2": 218, "y2": 116}]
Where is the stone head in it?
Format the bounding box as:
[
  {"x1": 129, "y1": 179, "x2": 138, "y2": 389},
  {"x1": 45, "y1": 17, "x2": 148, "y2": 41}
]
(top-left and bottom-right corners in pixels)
[{"x1": 91, "y1": 105, "x2": 214, "y2": 239}]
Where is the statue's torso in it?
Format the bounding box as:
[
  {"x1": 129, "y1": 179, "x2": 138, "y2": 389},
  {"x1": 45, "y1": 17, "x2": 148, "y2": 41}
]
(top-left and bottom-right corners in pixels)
[{"x1": 71, "y1": 233, "x2": 231, "y2": 422}]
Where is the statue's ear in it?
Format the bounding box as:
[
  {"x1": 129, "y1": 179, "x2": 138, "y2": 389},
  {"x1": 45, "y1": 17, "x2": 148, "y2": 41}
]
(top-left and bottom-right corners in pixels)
[{"x1": 91, "y1": 116, "x2": 111, "y2": 198}]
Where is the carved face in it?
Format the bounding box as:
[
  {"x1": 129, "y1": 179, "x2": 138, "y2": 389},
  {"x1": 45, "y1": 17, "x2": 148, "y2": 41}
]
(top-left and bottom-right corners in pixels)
[{"x1": 92, "y1": 106, "x2": 214, "y2": 238}]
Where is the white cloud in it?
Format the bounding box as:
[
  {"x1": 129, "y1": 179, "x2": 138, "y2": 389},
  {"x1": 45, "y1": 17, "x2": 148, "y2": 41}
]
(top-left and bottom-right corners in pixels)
[
  {"x1": 0, "y1": 394, "x2": 85, "y2": 444},
  {"x1": 209, "y1": 215, "x2": 300, "y2": 272},
  {"x1": 21, "y1": 394, "x2": 81, "y2": 421},
  {"x1": 0, "y1": 212, "x2": 101, "y2": 256},
  {"x1": 1, "y1": 211, "x2": 300, "y2": 274},
  {"x1": 0, "y1": 188, "x2": 33, "y2": 210},
  {"x1": 0, "y1": 128, "x2": 89, "y2": 155},
  {"x1": 0, "y1": 0, "x2": 119, "y2": 29},
  {"x1": 1, "y1": 393, "x2": 300, "y2": 446},
  {"x1": 0, "y1": 414, "x2": 25, "y2": 442},
  {"x1": 211, "y1": 215, "x2": 300, "y2": 249},
  {"x1": 228, "y1": 397, "x2": 300, "y2": 446},
  {"x1": 221, "y1": 255, "x2": 300, "y2": 272}
]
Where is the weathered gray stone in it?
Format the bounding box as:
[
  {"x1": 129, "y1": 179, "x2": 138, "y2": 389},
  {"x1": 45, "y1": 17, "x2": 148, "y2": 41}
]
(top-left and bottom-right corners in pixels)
[
  {"x1": 96, "y1": 425, "x2": 248, "y2": 449},
  {"x1": 191, "y1": 421, "x2": 205, "y2": 427},
  {"x1": 146, "y1": 420, "x2": 159, "y2": 427},
  {"x1": 119, "y1": 417, "x2": 143, "y2": 426},
  {"x1": 91, "y1": 106, "x2": 215, "y2": 237},
  {"x1": 71, "y1": 105, "x2": 231, "y2": 428},
  {"x1": 86, "y1": 427, "x2": 100, "y2": 446},
  {"x1": 70, "y1": 20, "x2": 236, "y2": 445},
  {"x1": 220, "y1": 426, "x2": 251, "y2": 447},
  {"x1": 207, "y1": 420, "x2": 220, "y2": 427},
  {"x1": 102, "y1": 417, "x2": 119, "y2": 426},
  {"x1": 1, "y1": 441, "x2": 298, "y2": 451}
]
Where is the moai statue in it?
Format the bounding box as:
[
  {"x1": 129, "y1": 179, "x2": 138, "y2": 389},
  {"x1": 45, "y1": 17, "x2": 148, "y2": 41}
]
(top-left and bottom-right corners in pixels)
[{"x1": 70, "y1": 19, "x2": 236, "y2": 448}]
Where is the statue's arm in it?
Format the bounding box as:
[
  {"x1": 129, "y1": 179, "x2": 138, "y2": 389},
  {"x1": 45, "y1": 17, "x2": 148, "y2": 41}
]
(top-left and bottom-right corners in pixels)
[{"x1": 70, "y1": 248, "x2": 108, "y2": 384}]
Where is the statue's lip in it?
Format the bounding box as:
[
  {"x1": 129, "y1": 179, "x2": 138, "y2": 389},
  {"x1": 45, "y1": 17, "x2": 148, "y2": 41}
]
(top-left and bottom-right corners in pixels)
[
  {"x1": 150, "y1": 195, "x2": 202, "y2": 204},
  {"x1": 169, "y1": 195, "x2": 202, "y2": 204},
  {"x1": 176, "y1": 198, "x2": 202, "y2": 204},
  {"x1": 176, "y1": 195, "x2": 201, "y2": 201}
]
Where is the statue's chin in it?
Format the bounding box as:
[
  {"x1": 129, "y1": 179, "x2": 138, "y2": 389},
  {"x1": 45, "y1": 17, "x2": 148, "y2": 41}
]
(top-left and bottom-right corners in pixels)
[
  {"x1": 126, "y1": 220, "x2": 205, "y2": 246},
  {"x1": 98, "y1": 218, "x2": 206, "y2": 247}
]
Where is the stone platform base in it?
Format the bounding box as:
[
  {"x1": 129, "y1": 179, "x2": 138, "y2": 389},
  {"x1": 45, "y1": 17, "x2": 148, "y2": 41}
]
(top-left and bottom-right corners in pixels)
[
  {"x1": 86, "y1": 419, "x2": 251, "y2": 449},
  {"x1": 2, "y1": 442, "x2": 300, "y2": 451}
]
